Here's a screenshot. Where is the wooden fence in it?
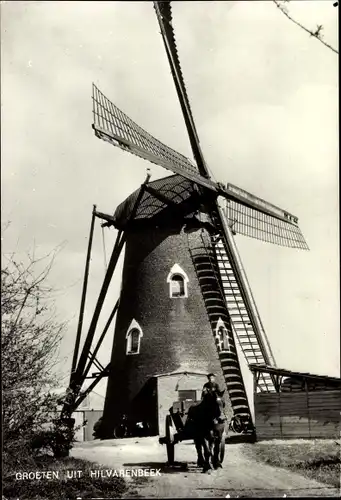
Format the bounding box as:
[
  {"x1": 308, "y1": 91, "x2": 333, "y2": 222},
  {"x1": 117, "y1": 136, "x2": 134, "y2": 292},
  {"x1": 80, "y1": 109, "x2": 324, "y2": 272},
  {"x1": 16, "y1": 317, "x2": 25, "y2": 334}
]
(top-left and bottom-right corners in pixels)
[{"x1": 255, "y1": 390, "x2": 340, "y2": 440}]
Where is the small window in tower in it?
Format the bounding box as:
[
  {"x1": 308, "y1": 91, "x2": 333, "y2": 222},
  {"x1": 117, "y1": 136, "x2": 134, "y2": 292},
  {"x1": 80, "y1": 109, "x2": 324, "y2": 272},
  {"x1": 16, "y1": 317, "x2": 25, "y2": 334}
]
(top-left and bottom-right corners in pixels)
[
  {"x1": 128, "y1": 329, "x2": 140, "y2": 354},
  {"x1": 126, "y1": 320, "x2": 143, "y2": 355},
  {"x1": 167, "y1": 264, "x2": 189, "y2": 298},
  {"x1": 171, "y1": 274, "x2": 185, "y2": 297},
  {"x1": 218, "y1": 326, "x2": 230, "y2": 351},
  {"x1": 215, "y1": 317, "x2": 230, "y2": 352}
]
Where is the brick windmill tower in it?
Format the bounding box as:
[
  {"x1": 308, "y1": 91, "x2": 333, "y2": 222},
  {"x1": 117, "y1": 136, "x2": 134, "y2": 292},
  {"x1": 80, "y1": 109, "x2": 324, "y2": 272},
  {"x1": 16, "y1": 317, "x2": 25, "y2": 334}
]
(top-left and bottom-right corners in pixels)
[{"x1": 62, "y1": 1, "x2": 309, "y2": 439}]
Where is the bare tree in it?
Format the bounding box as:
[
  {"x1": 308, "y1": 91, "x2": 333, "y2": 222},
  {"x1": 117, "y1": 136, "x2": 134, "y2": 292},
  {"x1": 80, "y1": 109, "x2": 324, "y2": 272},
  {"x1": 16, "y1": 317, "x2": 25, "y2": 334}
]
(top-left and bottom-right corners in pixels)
[
  {"x1": 273, "y1": 0, "x2": 338, "y2": 54},
  {"x1": 2, "y1": 243, "x2": 66, "y2": 456}
]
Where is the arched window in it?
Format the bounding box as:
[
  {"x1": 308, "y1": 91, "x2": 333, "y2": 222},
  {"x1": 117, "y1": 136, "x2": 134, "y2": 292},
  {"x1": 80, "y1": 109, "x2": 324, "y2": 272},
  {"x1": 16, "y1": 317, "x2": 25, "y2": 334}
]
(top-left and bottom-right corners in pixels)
[
  {"x1": 127, "y1": 329, "x2": 140, "y2": 354},
  {"x1": 167, "y1": 264, "x2": 189, "y2": 298},
  {"x1": 218, "y1": 326, "x2": 230, "y2": 351},
  {"x1": 215, "y1": 317, "x2": 230, "y2": 352},
  {"x1": 170, "y1": 274, "x2": 185, "y2": 297},
  {"x1": 126, "y1": 319, "x2": 143, "y2": 355}
]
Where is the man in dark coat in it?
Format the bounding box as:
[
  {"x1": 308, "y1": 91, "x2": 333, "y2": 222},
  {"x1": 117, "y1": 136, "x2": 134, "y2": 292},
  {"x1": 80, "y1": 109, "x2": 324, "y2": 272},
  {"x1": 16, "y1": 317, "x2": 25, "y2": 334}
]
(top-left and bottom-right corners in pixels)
[{"x1": 201, "y1": 373, "x2": 223, "y2": 398}]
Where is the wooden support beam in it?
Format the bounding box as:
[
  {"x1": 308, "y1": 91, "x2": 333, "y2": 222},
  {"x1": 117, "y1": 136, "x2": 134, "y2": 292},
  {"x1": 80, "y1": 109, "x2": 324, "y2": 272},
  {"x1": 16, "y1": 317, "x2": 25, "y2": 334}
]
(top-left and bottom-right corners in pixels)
[
  {"x1": 88, "y1": 350, "x2": 104, "y2": 371},
  {"x1": 74, "y1": 363, "x2": 111, "y2": 410},
  {"x1": 144, "y1": 185, "x2": 179, "y2": 208},
  {"x1": 94, "y1": 210, "x2": 117, "y2": 228},
  {"x1": 71, "y1": 231, "x2": 126, "y2": 391},
  {"x1": 304, "y1": 378, "x2": 312, "y2": 438},
  {"x1": 81, "y1": 299, "x2": 120, "y2": 383},
  {"x1": 70, "y1": 205, "x2": 96, "y2": 386},
  {"x1": 253, "y1": 371, "x2": 260, "y2": 394},
  {"x1": 144, "y1": 184, "x2": 200, "y2": 220}
]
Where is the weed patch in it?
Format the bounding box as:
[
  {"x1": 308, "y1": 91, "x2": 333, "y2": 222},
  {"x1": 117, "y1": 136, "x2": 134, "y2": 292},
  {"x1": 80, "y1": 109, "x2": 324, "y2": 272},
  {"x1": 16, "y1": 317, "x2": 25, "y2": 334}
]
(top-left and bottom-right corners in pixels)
[{"x1": 242, "y1": 439, "x2": 340, "y2": 488}]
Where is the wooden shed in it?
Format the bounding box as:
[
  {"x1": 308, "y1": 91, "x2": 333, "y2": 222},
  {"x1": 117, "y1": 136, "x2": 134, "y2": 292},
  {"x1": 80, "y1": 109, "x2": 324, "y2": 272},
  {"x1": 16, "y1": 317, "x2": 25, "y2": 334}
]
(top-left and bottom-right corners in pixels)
[
  {"x1": 155, "y1": 371, "x2": 211, "y2": 436},
  {"x1": 250, "y1": 364, "x2": 341, "y2": 440},
  {"x1": 74, "y1": 391, "x2": 104, "y2": 441},
  {"x1": 129, "y1": 370, "x2": 210, "y2": 436}
]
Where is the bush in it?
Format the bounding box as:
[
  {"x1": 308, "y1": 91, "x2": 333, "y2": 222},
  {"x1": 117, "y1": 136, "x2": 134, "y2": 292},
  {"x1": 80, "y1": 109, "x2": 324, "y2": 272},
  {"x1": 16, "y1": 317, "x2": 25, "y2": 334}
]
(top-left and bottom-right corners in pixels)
[
  {"x1": 30, "y1": 417, "x2": 80, "y2": 458},
  {"x1": 1, "y1": 245, "x2": 69, "y2": 464},
  {"x1": 92, "y1": 417, "x2": 104, "y2": 440}
]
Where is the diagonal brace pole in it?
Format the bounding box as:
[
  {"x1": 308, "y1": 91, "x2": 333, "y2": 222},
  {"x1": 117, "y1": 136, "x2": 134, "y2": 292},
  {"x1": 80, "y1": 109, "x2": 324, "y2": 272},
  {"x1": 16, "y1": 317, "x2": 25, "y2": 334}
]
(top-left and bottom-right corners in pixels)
[
  {"x1": 81, "y1": 299, "x2": 120, "y2": 383},
  {"x1": 89, "y1": 351, "x2": 105, "y2": 372},
  {"x1": 72, "y1": 231, "x2": 125, "y2": 390},
  {"x1": 73, "y1": 363, "x2": 111, "y2": 410},
  {"x1": 70, "y1": 205, "x2": 97, "y2": 385}
]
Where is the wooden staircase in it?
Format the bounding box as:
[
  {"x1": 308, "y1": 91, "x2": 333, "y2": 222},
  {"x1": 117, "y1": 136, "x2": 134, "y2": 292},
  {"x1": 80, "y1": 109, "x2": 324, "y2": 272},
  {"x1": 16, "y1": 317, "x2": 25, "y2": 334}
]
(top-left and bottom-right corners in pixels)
[
  {"x1": 188, "y1": 232, "x2": 253, "y2": 425},
  {"x1": 212, "y1": 235, "x2": 276, "y2": 393}
]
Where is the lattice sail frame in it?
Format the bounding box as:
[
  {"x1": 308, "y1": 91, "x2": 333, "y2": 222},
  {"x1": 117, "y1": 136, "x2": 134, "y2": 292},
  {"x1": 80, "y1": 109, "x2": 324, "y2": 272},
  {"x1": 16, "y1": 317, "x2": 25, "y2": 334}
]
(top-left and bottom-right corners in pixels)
[
  {"x1": 92, "y1": 83, "x2": 308, "y2": 251},
  {"x1": 93, "y1": 84, "x2": 217, "y2": 193},
  {"x1": 224, "y1": 198, "x2": 309, "y2": 250}
]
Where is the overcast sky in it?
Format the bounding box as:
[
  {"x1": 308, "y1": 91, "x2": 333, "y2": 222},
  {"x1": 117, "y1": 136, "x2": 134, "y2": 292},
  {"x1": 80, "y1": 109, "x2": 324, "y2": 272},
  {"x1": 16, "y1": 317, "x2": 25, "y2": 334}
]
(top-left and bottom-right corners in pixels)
[{"x1": 2, "y1": 1, "x2": 339, "y2": 400}]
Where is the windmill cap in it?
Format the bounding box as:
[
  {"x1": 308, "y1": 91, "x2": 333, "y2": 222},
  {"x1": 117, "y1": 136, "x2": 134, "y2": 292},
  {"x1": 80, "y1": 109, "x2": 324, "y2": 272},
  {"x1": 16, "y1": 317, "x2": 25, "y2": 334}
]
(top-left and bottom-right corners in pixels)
[{"x1": 207, "y1": 373, "x2": 216, "y2": 378}]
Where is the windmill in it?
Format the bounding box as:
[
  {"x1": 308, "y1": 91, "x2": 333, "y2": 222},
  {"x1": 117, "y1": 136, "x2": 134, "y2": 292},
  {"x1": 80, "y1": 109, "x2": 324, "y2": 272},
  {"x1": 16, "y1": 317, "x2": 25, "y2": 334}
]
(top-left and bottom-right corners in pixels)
[{"x1": 62, "y1": 1, "x2": 309, "y2": 437}]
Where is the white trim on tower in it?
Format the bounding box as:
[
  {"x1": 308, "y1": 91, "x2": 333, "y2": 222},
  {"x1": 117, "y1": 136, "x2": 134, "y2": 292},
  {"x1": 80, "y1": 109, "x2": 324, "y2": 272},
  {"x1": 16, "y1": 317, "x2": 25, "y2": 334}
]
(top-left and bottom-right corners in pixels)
[
  {"x1": 167, "y1": 264, "x2": 189, "y2": 298},
  {"x1": 126, "y1": 319, "x2": 143, "y2": 355},
  {"x1": 215, "y1": 317, "x2": 231, "y2": 352}
]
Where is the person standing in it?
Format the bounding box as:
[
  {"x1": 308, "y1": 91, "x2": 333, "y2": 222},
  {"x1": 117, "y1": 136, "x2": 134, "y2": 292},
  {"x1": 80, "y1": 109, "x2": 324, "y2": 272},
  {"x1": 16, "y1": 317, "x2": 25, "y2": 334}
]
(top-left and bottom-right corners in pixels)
[{"x1": 201, "y1": 373, "x2": 222, "y2": 398}]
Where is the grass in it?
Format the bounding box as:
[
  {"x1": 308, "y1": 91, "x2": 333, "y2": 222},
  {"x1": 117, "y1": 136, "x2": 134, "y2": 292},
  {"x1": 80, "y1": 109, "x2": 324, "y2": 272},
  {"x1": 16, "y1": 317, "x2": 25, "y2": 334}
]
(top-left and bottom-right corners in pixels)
[
  {"x1": 242, "y1": 439, "x2": 341, "y2": 489},
  {"x1": 3, "y1": 454, "x2": 127, "y2": 500}
]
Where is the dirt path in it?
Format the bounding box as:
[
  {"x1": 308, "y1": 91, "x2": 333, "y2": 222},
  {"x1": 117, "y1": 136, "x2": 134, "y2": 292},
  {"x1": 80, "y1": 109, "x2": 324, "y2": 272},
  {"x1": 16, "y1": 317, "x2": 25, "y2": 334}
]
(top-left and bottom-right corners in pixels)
[{"x1": 71, "y1": 437, "x2": 339, "y2": 498}]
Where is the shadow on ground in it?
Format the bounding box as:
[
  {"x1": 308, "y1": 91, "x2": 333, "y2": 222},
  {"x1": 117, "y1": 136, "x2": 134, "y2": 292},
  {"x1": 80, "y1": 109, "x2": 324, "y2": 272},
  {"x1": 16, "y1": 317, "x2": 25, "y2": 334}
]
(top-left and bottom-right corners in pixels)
[
  {"x1": 123, "y1": 461, "x2": 202, "y2": 474},
  {"x1": 226, "y1": 434, "x2": 257, "y2": 444}
]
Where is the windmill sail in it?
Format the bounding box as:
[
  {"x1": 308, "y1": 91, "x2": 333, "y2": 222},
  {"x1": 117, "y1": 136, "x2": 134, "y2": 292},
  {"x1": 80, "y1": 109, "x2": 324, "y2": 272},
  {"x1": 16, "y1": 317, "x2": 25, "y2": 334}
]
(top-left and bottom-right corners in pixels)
[
  {"x1": 153, "y1": 1, "x2": 209, "y2": 178},
  {"x1": 223, "y1": 184, "x2": 309, "y2": 250},
  {"x1": 153, "y1": 1, "x2": 198, "y2": 142},
  {"x1": 92, "y1": 83, "x2": 308, "y2": 251},
  {"x1": 225, "y1": 199, "x2": 309, "y2": 249},
  {"x1": 92, "y1": 84, "x2": 217, "y2": 193}
]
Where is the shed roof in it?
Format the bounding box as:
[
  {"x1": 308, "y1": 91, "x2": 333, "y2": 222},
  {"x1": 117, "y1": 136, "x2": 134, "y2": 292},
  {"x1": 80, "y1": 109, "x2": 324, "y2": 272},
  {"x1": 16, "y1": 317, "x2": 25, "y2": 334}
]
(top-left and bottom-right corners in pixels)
[
  {"x1": 249, "y1": 364, "x2": 341, "y2": 384},
  {"x1": 152, "y1": 370, "x2": 209, "y2": 378}
]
